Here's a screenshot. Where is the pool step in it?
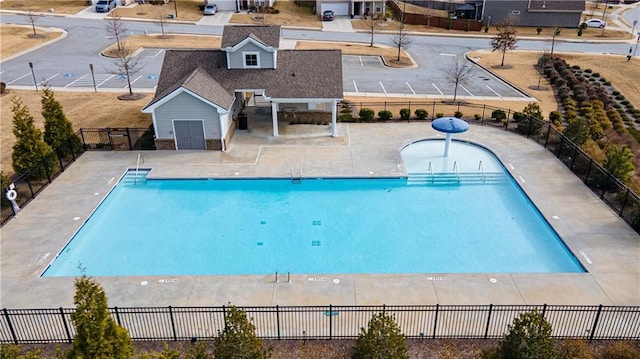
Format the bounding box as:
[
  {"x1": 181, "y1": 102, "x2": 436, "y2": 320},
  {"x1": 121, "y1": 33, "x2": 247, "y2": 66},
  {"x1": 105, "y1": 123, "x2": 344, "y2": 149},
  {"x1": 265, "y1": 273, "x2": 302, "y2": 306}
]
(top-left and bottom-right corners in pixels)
[
  {"x1": 407, "y1": 172, "x2": 507, "y2": 185},
  {"x1": 120, "y1": 169, "x2": 151, "y2": 185}
]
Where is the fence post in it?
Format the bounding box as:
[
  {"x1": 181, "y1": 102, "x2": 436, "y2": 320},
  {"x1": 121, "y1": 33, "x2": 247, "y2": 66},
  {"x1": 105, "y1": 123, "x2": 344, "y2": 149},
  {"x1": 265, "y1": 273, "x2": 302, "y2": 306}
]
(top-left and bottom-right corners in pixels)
[
  {"x1": 588, "y1": 304, "x2": 603, "y2": 342},
  {"x1": 570, "y1": 145, "x2": 578, "y2": 170},
  {"x1": 126, "y1": 128, "x2": 133, "y2": 150},
  {"x1": 541, "y1": 303, "x2": 547, "y2": 318},
  {"x1": 3, "y1": 308, "x2": 18, "y2": 344},
  {"x1": 432, "y1": 304, "x2": 439, "y2": 339},
  {"x1": 42, "y1": 159, "x2": 52, "y2": 184},
  {"x1": 80, "y1": 129, "x2": 88, "y2": 150},
  {"x1": 544, "y1": 123, "x2": 551, "y2": 148},
  {"x1": 276, "y1": 305, "x2": 280, "y2": 340},
  {"x1": 481, "y1": 105, "x2": 486, "y2": 125},
  {"x1": 585, "y1": 159, "x2": 593, "y2": 183},
  {"x1": 329, "y1": 304, "x2": 333, "y2": 340},
  {"x1": 432, "y1": 102, "x2": 436, "y2": 120},
  {"x1": 69, "y1": 137, "x2": 77, "y2": 161},
  {"x1": 60, "y1": 307, "x2": 72, "y2": 343},
  {"x1": 505, "y1": 109, "x2": 511, "y2": 131},
  {"x1": 114, "y1": 306, "x2": 121, "y2": 326},
  {"x1": 56, "y1": 152, "x2": 64, "y2": 173},
  {"x1": 601, "y1": 174, "x2": 610, "y2": 199},
  {"x1": 483, "y1": 304, "x2": 493, "y2": 339},
  {"x1": 168, "y1": 306, "x2": 177, "y2": 341},
  {"x1": 619, "y1": 189, "x2": 630, "y2": 216}
]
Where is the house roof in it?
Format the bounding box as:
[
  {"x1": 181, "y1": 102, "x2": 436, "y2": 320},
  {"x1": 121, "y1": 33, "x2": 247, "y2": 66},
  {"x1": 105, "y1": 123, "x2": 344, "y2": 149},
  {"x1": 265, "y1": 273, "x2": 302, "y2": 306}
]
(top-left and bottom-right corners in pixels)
[
  {"x1": 221, "y1": 25, "x2": 281, "y2": 49},
  {"x1": 144, "y1": 48, "x2": 343, "y2": 111}
]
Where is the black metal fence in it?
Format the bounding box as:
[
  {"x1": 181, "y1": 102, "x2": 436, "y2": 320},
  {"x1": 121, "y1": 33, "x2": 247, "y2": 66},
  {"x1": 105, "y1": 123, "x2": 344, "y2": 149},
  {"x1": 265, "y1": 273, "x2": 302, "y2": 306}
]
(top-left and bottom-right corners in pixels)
[
  {"x1": 1, "y1": 304, "x2": 638, "y2": 344},
  {"x1": 1, "y1": 128, "x2": 150, "y2": 226}
]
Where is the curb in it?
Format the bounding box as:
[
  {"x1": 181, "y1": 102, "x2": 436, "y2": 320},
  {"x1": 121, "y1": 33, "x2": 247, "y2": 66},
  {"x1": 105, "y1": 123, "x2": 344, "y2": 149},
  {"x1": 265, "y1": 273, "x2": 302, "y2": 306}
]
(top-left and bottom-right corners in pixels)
[{"x1": 0, "y1": 25, "x2": 68, "y2": 64}]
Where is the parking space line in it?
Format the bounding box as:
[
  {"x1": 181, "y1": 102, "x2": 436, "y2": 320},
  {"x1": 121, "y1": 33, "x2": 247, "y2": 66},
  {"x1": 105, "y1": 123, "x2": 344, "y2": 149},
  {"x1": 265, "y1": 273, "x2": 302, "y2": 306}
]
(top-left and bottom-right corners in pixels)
[
  {"x1": 353, "y1": 80, "x2": 359, "y2": 93},
  {"x1": 432, "y1": 83, "x2": 444, "y2": 96},
  {"x1": 359, "y1": 56, "x2": 363, "y2": 66},
  {"x1": 379, "y1": 81, "x2": 387, "y2": 94},
  {"x1": 126, "y1": 75, "x2": 143, "y2": 88},
  {"x1": 7, "y1": 73, "x2": 31, "y2": 85},
  {"x1": 460, "y1": 84, "x2": 473, "y2": 96},
  {"x1": 406, "y1": 82, "x2": 416, "y2": 94},
  {"x1": 440, "y1": 53, "x2": 457, "y2": 57},
  {"x1": 153, "y1": 50, "x2": 163, "y2": 57},
  {"x1": 65, "y1": 74, "x2": 88, "y2": 87},
  {"x1": 97, "y1": 74, "x2": 115, "y2": 87},
  {"x1": 38, "y1": 73, "x2": 60, "y2": 85},
  {"x1": 485, "y1": 84, "x2": 501, "y2": 97}
]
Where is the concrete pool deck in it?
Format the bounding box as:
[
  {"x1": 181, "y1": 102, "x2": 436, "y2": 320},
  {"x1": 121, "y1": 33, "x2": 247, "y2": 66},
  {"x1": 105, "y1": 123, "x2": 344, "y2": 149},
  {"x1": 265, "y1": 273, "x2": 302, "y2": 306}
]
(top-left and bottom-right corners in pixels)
[{"x1": 1, "y1": 121, "x2": 639, "y2": 308}]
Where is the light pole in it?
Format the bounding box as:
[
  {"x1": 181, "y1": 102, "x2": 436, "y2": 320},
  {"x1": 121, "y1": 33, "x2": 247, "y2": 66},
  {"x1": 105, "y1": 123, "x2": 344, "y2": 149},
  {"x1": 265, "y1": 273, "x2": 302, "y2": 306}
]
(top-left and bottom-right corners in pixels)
[
  {"x1": 89, "y1": 64, "x2": 97, "y2": 92},
  {"x1": 550, "y1": 27, "x2": 560, "y2": 56},
  {"x1": 601, "y1": 3, "x2": 608, "y2": 37},
  {"x1": 632, "y1": 20, "x2": 638, "y2": 40},
  {"x1": 173, "y1": 0, "x2": 178, "y2": 18},
  {"x1": 28, "y1": 62, "x2": 37, "y2": 91}
]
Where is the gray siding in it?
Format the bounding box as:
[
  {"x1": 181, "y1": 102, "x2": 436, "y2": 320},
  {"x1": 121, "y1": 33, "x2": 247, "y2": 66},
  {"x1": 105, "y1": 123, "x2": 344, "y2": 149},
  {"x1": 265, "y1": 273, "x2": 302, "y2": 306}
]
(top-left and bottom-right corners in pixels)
[
  {"x1": 227, "y1": 42, "x2": 275, "y2": 69},
  {"x1": 485, "y1": 1, "x2": 581, "y2": 27},
  {"x1": 155, "y1": 91, "x2": 221, "y2": 139}
]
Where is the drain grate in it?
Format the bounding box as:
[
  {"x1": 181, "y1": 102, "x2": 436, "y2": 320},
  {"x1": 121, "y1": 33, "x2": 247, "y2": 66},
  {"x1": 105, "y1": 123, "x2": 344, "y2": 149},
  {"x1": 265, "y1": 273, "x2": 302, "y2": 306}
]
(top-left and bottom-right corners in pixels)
[{"x1": 311, "y1": 240, "x2": 321, "y2": 246}]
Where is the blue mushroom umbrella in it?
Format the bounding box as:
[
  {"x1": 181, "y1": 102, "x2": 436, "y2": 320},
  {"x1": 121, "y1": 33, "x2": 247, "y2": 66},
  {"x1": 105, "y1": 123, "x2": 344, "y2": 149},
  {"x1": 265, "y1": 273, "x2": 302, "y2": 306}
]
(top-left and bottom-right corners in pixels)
[{"x1": 431, "y1": 117, "x2": 469, "y2": 156}]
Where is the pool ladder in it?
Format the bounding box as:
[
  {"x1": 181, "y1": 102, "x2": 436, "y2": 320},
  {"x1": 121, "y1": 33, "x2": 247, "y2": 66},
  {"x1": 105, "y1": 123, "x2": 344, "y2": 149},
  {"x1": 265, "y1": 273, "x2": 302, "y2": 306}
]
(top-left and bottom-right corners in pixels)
[
  {"x1": 135, "y1": 152, "x2": 144, "y2": 185},
  {"x1": 478, "y1": 160, "x2": 486, "y2": 183},
  {"x1": 291, "y1": 166, "x2": 303, "y2": 184}
]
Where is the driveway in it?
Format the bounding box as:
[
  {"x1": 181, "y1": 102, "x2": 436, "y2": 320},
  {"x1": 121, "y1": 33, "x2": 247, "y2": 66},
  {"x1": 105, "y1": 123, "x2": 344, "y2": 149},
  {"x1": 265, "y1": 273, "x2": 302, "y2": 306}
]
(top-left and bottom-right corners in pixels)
[{"x1": 322, "y1": 16, "x2": 355, "y2": 32}]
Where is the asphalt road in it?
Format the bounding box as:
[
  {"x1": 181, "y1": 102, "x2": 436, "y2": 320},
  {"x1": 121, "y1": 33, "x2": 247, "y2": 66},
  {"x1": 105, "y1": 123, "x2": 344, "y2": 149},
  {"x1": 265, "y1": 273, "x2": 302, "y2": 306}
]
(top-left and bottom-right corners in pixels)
[{"x1": 0, "y1": 14, "x2": 637, "y2": 98}]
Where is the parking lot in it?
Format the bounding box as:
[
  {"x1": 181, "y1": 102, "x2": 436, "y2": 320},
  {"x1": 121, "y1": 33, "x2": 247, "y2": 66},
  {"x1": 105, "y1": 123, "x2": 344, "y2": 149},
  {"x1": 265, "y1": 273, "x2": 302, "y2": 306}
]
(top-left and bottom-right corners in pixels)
[{"x1": 342, "y1": 55, "x2": 532, "y2": 99}]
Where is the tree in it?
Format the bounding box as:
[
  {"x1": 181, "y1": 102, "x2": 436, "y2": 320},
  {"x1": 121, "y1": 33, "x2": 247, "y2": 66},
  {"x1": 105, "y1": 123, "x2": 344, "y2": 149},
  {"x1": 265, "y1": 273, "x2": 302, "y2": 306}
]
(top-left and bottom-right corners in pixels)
[
  {"x1": 41, "y1": 86, "x2": 83, "y2": 157},
  {"x1": 214, "y1": 305, "x2": 270, "y2": 359},
  {"x1": 353, "y1": 312, "x2": 408, "y2": 359},
  {"x1": 550, "y1": 27, "x2": 561, "y2": 56},
  {"x1": 516, "y1": 102, "x2": 544, "y2": 136},
  {"x1": 490, "y1": 19, "x2": 518, "y2": 66},
  {"x1": 105, "y1": 16, "x2": 144, "y2": 99},
  {"x1": 483, "y1": 310, "x2": 557, "y2": 359},
  {"x1": 364, "y1": 15, "x2": 379, "y2": 47},
  {"x1": 23, "y1": 7, "x2": 40, "y2": 37},
  {"x1": 11, "y1": 97, "x2": 54, "y2": 178},
  {"x1": 154, "y1": 5, "x2": 170, "y2": 38},
  {"x1": 392, "y1": 10, "x2": 411, "y2": 62},
  {"x1": 563, "y1": 117, "x2": 591, "y2": 146},
  {"x1": 441, "y1": 56, "x2": 475, "y2": 102},
  {"x1": 68, "y1": 275, "x2": 134, "y2": 359},
  {"x1": 605, "y1": 146, "x2": 635, "y2": 184}
]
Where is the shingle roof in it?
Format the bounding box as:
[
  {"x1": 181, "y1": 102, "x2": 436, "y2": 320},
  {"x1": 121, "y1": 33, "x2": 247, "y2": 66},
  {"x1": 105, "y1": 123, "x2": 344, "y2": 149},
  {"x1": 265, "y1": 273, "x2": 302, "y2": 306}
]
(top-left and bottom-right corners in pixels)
[
  {"x1": 221, "y1": 25, "x2": 281, "y2": 49},
  {"x1": 144, "y1": 49, "x2": 343, "y2": 111}
]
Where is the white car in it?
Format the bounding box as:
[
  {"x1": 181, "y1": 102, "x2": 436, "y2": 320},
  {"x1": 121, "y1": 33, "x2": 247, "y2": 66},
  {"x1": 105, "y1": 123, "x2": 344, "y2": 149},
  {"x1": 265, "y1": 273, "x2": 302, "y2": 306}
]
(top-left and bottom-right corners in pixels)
[
  {"x1": 203, "y1": 4, "x2": 218, "y2": 15},
  {"x1": 581, "y1": 19, "x2": 607, "y2": 28}
]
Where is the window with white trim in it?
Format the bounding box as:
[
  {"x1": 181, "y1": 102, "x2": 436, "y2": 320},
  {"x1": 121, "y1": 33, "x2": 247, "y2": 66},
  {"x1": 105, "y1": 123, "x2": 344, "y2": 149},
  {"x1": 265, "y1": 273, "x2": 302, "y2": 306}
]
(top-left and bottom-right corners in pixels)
[{"x1": 244, "y1": 52, "x2": 259, "y2": 68}]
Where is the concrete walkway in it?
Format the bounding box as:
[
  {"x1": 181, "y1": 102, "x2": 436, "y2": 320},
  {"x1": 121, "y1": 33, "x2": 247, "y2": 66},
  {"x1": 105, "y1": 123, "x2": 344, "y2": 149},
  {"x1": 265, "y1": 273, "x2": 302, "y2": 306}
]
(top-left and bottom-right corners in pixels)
[{"x1": 1, "y1": 121, "x2": 638, "y2": 308}]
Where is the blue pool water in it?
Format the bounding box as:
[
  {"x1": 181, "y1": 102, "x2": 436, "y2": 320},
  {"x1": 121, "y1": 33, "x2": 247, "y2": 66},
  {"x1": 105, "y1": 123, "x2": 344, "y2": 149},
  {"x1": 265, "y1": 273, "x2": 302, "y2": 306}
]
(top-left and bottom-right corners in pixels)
[{"x1": 43, "y1": 141, "x2": 584, "y2": 277}]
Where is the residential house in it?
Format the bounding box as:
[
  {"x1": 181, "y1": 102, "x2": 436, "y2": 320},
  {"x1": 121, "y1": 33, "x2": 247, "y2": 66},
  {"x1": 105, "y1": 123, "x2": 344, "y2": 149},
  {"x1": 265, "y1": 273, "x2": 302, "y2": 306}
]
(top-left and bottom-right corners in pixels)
[
  {"x1": 142, "y1": 25, "x2": 343, "y2": 151},
  {"x1": 214, "y1": 0, "x2": 276, "y2": 12},
  {"x1": 316, "y1": 0, "x2": 386, "y2": 17},
  {"x1": 403, "y1": 0, "x2": 585, "y2": 27}
]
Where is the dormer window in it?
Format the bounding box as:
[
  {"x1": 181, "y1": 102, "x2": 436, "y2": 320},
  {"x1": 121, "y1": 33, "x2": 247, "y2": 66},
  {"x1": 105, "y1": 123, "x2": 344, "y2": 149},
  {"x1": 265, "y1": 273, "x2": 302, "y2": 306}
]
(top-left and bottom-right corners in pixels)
[{"x1": 244, "y1": 52, "x2": 259, "y2": 68}]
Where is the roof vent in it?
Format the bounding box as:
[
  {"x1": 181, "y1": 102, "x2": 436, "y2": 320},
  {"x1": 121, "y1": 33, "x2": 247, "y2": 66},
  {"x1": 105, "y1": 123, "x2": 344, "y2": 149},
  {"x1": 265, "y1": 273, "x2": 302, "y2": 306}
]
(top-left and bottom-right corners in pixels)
[{"x1": 292, "y1": 71, "x2": 295, "y2": 77}]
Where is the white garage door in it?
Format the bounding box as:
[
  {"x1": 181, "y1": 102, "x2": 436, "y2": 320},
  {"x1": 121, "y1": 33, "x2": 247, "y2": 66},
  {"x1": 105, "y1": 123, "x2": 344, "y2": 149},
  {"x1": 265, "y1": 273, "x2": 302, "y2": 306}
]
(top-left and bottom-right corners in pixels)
[{"x1": 321, "y1": 2, "x2": 349, "y2": 16}]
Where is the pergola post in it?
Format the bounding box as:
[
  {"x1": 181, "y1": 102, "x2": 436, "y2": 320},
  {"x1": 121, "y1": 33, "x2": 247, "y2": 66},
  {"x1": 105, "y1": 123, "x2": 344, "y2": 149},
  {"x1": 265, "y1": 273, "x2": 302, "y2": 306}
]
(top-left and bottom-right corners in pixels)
[
  {"x1": 271, "y1": 102, "x2": 279, "y2": 137},
  {"x1": 331, "y1": 100, "x2": 337, "y2": 137}
]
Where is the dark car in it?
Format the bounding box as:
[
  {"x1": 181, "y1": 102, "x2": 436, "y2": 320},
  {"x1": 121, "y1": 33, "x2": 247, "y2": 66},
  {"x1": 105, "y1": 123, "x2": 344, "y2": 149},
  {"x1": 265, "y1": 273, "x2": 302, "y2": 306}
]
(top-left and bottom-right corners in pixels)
[{"x1": 322, "y1": 10, "x2": 334, "y2": 21}]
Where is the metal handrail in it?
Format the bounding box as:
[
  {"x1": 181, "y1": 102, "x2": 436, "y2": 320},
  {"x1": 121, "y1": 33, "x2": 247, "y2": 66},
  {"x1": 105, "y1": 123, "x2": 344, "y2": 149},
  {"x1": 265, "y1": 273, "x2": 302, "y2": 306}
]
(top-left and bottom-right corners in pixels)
[
  {"x1": 135, "y1": 153, "x2": 144, "y2": 185},
  {"x1": 478, "y1": 160, "x2": 486, "y2": 183},
  {"x1": 453, "y1": 161, "x2": 460, "y2": 183}
]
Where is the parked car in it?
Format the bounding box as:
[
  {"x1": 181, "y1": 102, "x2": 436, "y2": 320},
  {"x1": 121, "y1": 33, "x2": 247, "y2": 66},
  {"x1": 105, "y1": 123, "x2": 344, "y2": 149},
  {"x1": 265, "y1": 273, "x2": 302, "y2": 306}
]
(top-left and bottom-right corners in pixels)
[
  {"x1": 95, "y1": 0, "x2": 116, "y2": 13},
  {"x1": 203, "y1": 3, "x2": 217, "y2": 15},
  {"x1": 581, "y1": 19, "x2": 607, "y2": 28},
  {"x1": 322, "y1": 10, "x2": 334, "y2": 21}
]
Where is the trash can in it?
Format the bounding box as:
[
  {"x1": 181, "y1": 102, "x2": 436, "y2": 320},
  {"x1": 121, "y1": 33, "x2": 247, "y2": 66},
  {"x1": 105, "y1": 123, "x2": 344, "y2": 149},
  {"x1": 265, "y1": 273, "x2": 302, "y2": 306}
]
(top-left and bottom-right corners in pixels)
[{"x1": 238, "y1": 113, "x2": 248, "y2": 130}]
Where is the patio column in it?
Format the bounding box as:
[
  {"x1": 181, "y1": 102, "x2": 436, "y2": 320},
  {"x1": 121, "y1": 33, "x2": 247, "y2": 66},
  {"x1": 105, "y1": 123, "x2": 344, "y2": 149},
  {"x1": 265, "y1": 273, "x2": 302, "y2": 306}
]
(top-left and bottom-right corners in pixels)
[
  {"x1": 331, "y1": 100, "x2": 337, "y2": 137},
  {"x1": 271, "y1": 102, "x2": 279, "y2": 137}
]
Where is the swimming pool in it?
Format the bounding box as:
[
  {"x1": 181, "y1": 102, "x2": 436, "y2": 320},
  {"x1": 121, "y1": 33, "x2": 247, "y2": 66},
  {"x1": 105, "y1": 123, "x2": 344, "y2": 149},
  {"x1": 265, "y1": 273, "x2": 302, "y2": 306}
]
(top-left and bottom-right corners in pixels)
[{"x1": 43, "y1": 140, "x2": 584, "y2": 277}]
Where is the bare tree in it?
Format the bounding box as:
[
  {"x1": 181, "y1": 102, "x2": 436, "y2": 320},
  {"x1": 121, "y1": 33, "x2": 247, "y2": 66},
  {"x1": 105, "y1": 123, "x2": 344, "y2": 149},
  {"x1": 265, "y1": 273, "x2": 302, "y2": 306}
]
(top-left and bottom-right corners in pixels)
[
  {"x1": 550, "y1": 26, "x2": 561, "y2": 56},
  {"x1": 105, "y1": 16, "x2": 143, "y2": 99},
  {"x1": 441, "y1": 57, "x2": 475, "y2": 102},
  {"x1": 23, "y1": 7, "x2": 40, "y2": 37},
  {"x1": 363, "y1": 14, "x2": 379, "y2": 47},
  {"x1": 105, "y1": 15, "x2": 128, "y2": 52},
  {"x1": 490, "y1": 19, "x2": 518, "y2": 67},
  {"x1": 392, "y1": 9, "x2": 411, "y2": 62},
  {"x1": 153, "y1": 5, "x2": 170, "y2": 38}
]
